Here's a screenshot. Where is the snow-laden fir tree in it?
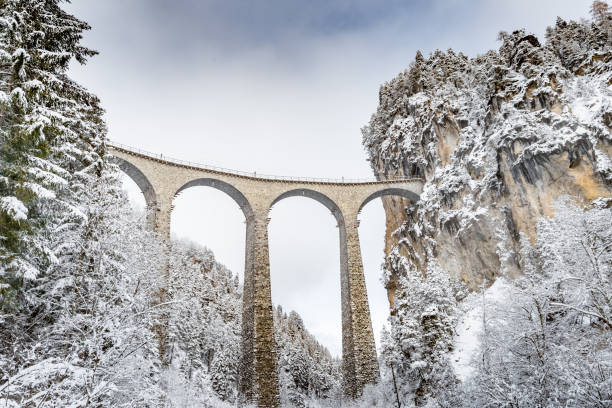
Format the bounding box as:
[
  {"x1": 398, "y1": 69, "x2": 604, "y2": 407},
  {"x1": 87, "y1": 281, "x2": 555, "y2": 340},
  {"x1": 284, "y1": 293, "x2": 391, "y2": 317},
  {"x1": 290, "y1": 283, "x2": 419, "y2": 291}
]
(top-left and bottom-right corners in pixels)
[
  {"x1": 0, "y1": 0, "x2": 104, "y2": 296},
  {"x1": 163, "y1": 241, "x2": 342, "y2": 408},
  {"x1": 164, "y1": 240, "x2": 242, "y2": 407},
  {"x1": 0, "y1": 165, "x2": 167, "y2": 407},
  {"x1": 0, "y1": 2, "x2": 169, "y2": 406},
  {"x1": 380, "y1": 259, "x2": 463, "y2": 407},
  {"x1": 275, "y1": 307, "x2": 342, "y2": 408}
]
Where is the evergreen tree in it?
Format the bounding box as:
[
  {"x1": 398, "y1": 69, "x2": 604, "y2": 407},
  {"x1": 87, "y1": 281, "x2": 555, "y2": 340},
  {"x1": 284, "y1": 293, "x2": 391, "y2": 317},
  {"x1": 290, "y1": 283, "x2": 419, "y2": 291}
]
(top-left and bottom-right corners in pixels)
[
  {"x1": 381, "y1": 260, "x2": 461, "y2": 406},
  {"x1": 0, "y1": 0, "x2": 104, "y2": 304},
  {"x1": 165, "y1": 240, "x2": 242, "y2": 406},
  {"x1": 275, "y1": 306, "x2": 342, "y2": 407},
  {"x1": 0, "y1": 2, "x2": 167, "y2": 406},
  {"x1": 0, "y1": 166, "x2": 167, "y2": 407}
]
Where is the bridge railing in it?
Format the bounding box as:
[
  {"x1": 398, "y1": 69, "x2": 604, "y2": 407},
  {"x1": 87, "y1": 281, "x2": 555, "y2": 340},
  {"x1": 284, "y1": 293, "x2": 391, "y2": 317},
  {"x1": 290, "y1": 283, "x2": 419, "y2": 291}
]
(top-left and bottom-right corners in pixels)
[{"x1": 106, "y1": 140, "x2": 419, "y2": 184}]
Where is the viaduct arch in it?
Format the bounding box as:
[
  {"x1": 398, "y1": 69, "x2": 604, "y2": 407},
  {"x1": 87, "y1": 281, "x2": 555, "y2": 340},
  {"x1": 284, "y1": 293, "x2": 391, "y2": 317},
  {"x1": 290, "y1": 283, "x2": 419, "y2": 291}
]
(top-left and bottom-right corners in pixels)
[
  {"x1": 176, "y1": 178, "x2": 254, "y2": 218},
  {"x1": 107, "y1": 142, "x2": 423, "y2": 408},
  {"x1": 109, "y1": 156, "x2": 158, "y2": 229}
]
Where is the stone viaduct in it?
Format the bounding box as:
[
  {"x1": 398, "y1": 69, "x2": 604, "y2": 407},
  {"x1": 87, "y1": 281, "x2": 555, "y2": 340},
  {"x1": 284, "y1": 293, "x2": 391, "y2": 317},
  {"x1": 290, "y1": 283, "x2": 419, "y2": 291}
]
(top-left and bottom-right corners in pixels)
[{"x1": 107, "y1": 142, "x2": 423, "y2": 407}]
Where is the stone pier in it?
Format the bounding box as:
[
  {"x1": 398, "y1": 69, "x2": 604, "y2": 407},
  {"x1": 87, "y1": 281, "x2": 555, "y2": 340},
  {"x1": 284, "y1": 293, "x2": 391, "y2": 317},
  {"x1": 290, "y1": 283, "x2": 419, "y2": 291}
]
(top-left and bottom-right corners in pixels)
[{"x1": 340, "y1": 214, "x2": 380, "y2": 397}]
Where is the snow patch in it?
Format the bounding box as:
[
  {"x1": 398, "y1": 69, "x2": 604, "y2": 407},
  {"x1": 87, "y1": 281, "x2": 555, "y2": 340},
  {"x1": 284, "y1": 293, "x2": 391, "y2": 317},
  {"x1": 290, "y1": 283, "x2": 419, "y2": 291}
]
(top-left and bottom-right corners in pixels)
[
  {"x1": 567, "y1": 77, "x2": 610, "y2": 125},
  {"x1": 0, "y1": 196, "x2": 28, "y2": 221},
  {"x1": 7, "y1": 258, "x2": 39, "y2": 280},
  {"x1": 24, "y1": 182, "x2": 56, "y2": 199},
  {"x1": 10, "y1": 87, "x2": 27, "y2": 109}
]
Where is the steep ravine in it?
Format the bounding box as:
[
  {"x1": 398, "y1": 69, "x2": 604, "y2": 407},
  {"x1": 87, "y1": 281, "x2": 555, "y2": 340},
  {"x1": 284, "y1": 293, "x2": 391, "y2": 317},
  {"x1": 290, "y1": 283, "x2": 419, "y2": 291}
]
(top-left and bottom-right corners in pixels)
[{"x1": 362, "y1": 17, "x2": 612, "y2": 301}]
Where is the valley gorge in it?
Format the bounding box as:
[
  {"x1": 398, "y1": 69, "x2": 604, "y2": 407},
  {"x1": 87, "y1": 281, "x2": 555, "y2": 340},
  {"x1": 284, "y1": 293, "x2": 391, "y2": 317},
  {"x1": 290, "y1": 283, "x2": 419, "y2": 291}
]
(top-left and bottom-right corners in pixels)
[{"x1": 1, "y1": 1, "x2": 611, "y2": 407}]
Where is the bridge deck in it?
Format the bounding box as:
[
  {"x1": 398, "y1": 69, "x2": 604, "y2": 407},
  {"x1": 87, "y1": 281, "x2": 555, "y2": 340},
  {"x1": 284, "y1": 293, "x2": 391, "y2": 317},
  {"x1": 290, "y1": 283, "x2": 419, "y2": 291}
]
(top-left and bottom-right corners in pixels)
[{"x1": 107, "y1": 141, "x2": 421, "y2": 186}]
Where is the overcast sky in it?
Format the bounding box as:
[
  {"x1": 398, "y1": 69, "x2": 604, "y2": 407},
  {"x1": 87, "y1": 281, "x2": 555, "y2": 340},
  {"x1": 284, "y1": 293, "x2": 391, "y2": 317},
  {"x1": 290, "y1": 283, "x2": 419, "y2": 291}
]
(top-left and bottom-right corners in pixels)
[{"x1": 66, "y1": 0, "x2": 591, "y2": 357}]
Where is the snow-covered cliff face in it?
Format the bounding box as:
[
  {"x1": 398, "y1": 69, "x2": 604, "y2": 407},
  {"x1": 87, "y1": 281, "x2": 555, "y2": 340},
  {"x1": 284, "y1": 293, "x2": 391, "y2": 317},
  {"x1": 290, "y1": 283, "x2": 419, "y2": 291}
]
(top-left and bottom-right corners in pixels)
[{"x1": 362, "y1": 17, "x2": 612, "y2": 297}]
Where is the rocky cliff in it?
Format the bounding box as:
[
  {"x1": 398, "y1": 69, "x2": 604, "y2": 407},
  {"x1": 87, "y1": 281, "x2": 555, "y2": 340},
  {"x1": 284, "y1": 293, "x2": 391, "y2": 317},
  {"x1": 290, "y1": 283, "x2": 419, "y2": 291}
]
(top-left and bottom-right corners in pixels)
[{"x1": 362, "y1": 16, "x2": 612, "y2": 301}]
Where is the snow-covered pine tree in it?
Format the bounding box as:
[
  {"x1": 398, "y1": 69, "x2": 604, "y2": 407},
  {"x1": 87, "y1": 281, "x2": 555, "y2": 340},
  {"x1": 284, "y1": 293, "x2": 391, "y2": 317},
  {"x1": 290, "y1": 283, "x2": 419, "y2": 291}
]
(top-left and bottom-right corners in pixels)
[
  {"x1": 275, "y1": 306, "x2": 342, "y2": 407},
  {"x1": 0, "y1": 165, "x2": 168, "y2": 406},
  {"x1": 164, "y1": 240, "x2": 242, "y2": 407},
  {"x1": 162, "y1": 239, "x2": 343, "y2": 407},
  {"x1": 0, "y1": 0, "x2": 104, "y2": 301},
  {"x1": 381, "y1": 258, "x2": 462, "y2": 407},
  {"x1": 0, "y1": 2, "x2": 169, "y2": 406}
]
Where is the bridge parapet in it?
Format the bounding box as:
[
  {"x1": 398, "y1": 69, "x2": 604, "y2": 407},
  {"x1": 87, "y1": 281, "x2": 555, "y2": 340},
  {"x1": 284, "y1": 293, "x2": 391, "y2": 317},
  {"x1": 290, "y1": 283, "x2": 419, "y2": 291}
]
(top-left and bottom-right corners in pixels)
[{"x1": 107, "y1": 140, "x2": 421, "y2": 185}]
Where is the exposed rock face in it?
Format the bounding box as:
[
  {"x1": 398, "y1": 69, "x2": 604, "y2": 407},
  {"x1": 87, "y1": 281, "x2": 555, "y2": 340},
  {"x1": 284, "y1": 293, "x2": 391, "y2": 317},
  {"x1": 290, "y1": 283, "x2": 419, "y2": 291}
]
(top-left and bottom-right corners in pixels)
[{"x1": 362, "y1": 17, "x2": 612, "y2": 300}]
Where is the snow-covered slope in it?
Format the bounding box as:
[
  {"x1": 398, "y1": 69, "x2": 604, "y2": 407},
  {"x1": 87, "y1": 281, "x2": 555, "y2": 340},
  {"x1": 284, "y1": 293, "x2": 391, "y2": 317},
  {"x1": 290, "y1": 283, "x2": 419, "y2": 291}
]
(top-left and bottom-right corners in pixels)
[{"x1": 362, "y1": 17, "x2": 612, "y2": 294}]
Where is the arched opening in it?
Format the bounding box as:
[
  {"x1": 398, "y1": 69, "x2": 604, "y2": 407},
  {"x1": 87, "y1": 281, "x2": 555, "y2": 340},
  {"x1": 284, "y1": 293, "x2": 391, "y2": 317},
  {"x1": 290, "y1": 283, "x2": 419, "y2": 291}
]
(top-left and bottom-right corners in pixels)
[
  {"x1": 268, "y1": 189, "x2": 344, "y2": 357},
  {"x1": 358, "y1": 187, "x2": 420, "y2": 214},
  {"x1": 168, "y1": 178, "x2": 252, "y2": 404},
  {"x1": 171, "y1": 178, "x2": 253, "y2": 277},
  {"x1": 118, "y1": 172, "x2": 146, "y2": 211},
  {"x1": 357, "y1": 188, "x2": 420, "y2": 351},
  {"x1": 175, "y1": 178, "x2": 253, "y2": 219},
  {"x1": 110, "y1": 156, "x2": 157, "y2": 228},
  {"x1": 357, "y1": 200, "x2": 393, "y2": 353}
]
